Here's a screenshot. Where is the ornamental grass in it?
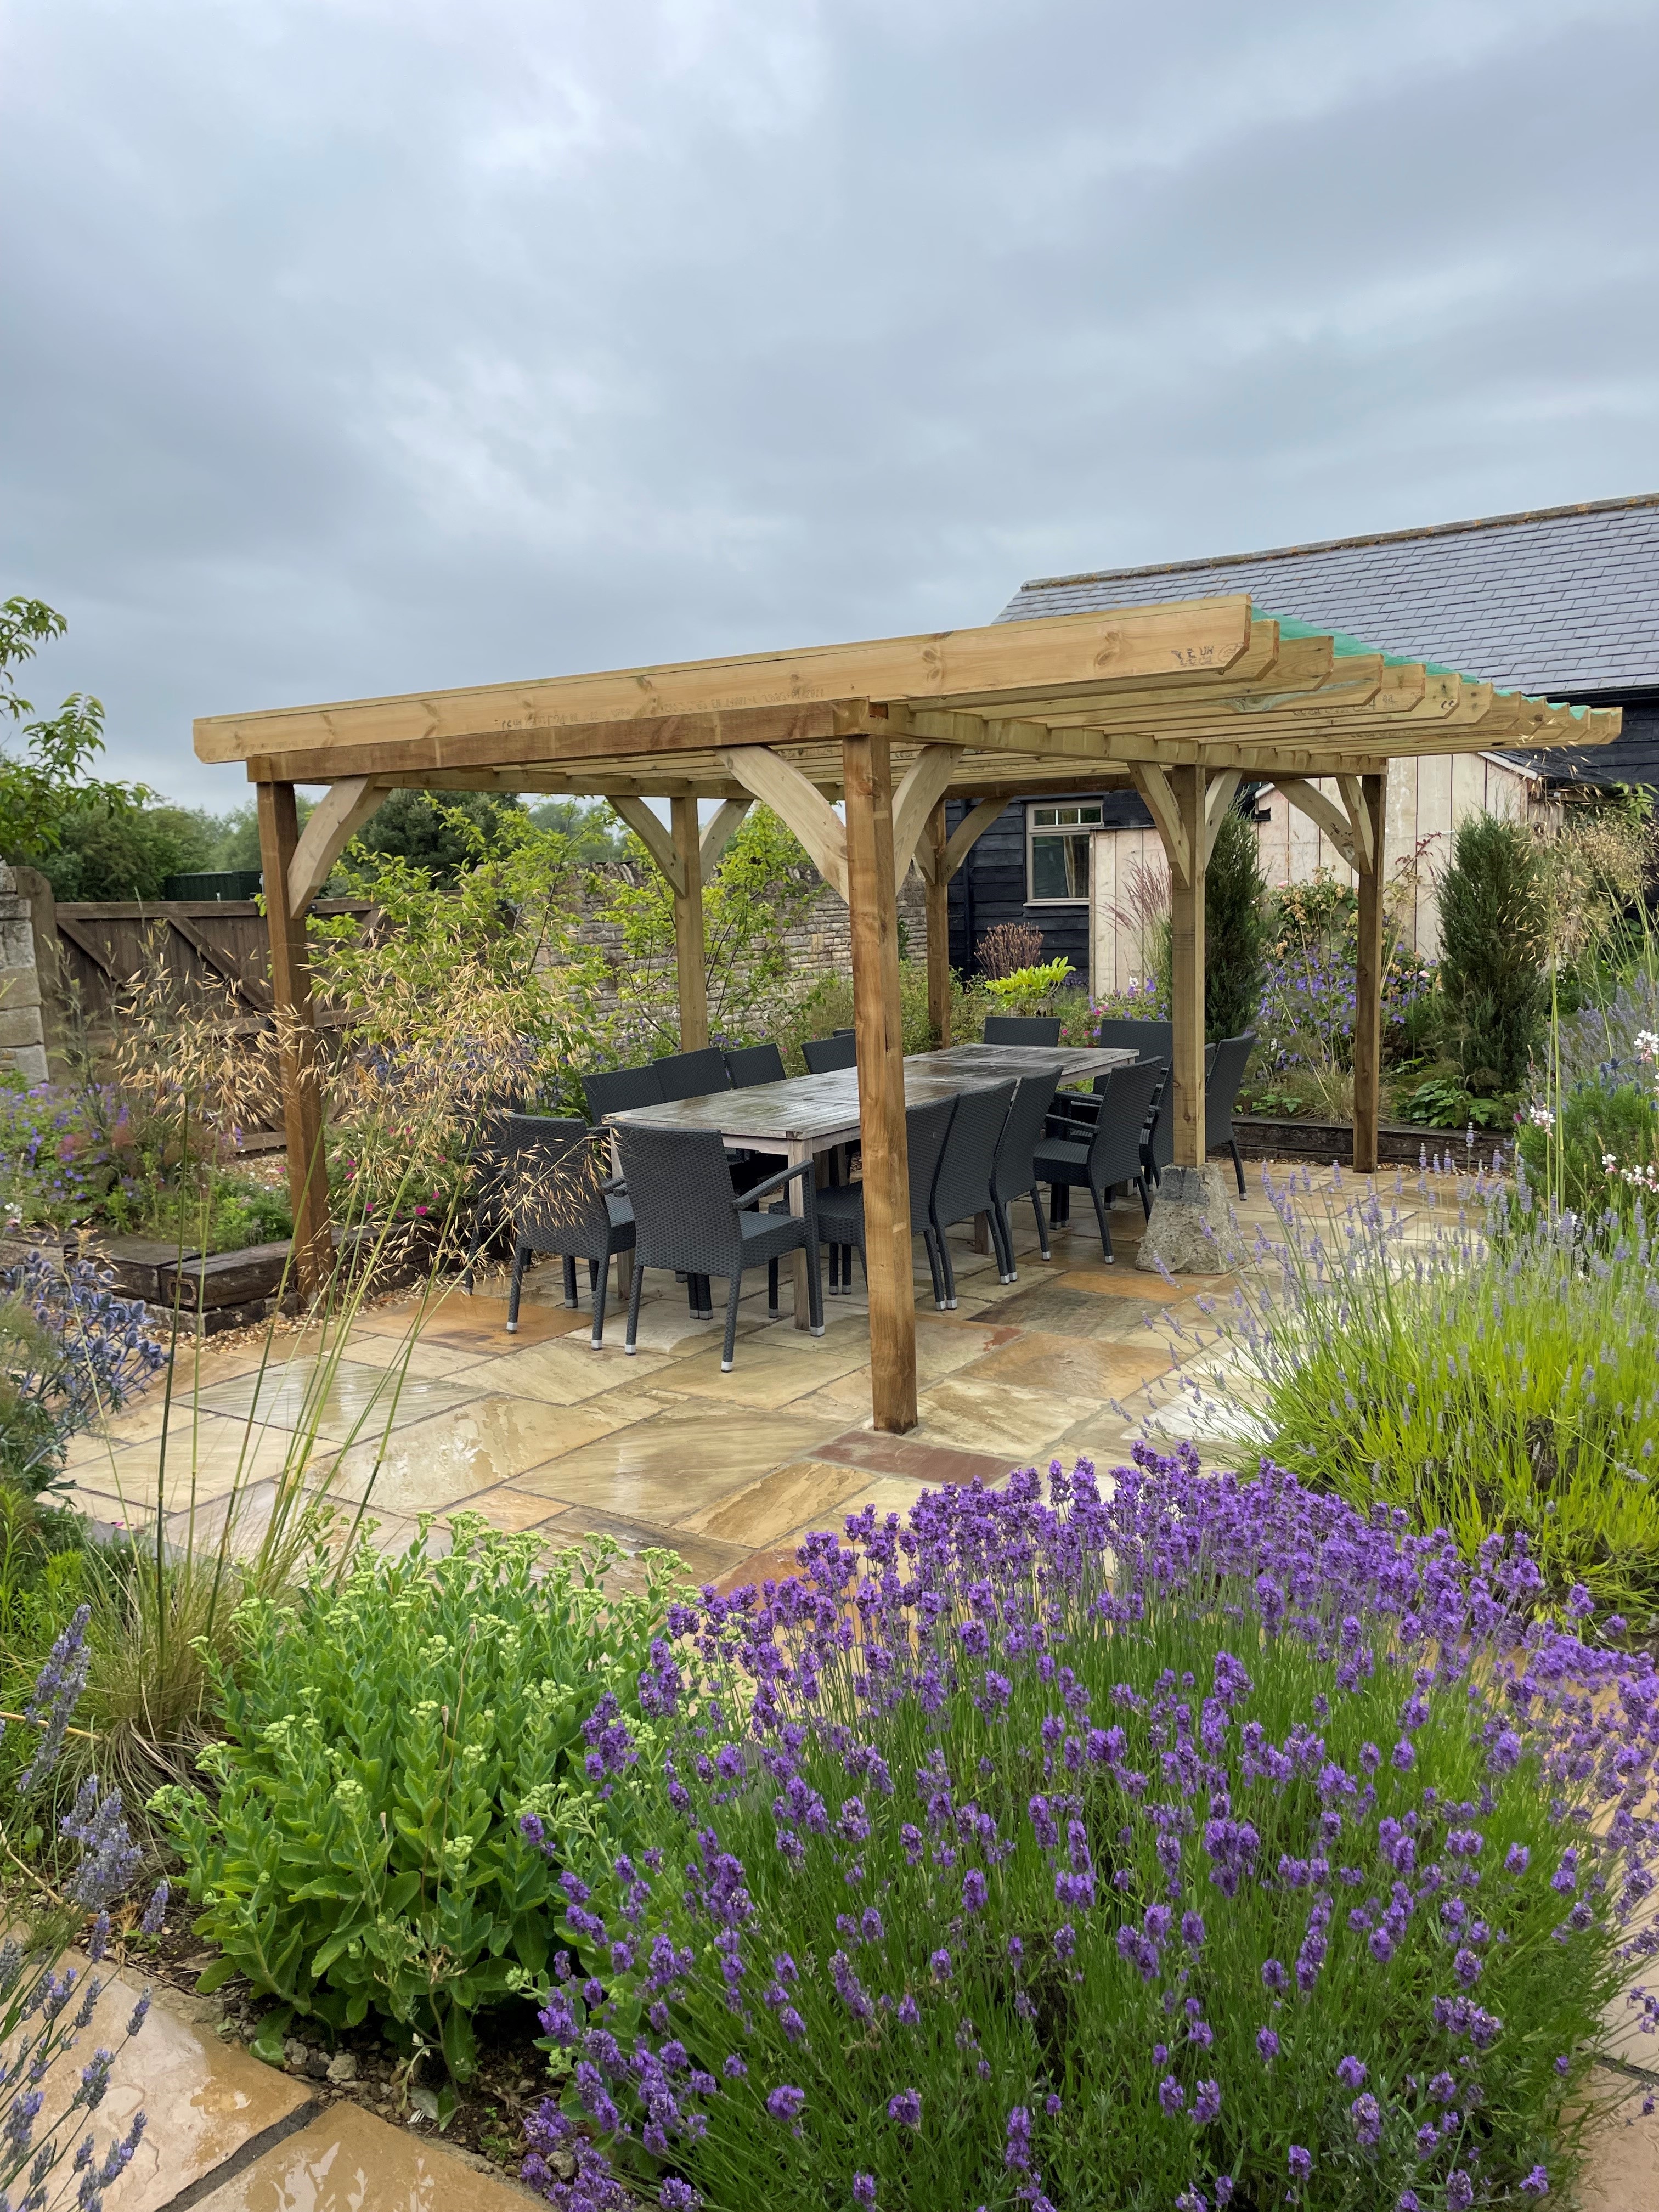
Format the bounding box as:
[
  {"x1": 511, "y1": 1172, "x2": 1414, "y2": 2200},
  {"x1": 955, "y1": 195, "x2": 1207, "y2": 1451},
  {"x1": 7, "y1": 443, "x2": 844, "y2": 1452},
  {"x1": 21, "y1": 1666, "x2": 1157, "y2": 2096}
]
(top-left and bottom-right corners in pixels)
[{"x1": 520, "y1": 1449, "x2": 1657, "y2": 2212}]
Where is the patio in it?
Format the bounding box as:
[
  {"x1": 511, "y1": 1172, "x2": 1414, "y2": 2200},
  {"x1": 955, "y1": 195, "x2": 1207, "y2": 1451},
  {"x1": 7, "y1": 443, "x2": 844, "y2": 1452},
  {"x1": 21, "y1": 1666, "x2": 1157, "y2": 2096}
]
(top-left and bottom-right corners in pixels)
[{"x1": 67, "y1": 1160, "x2": 1442, "y2": 1581}]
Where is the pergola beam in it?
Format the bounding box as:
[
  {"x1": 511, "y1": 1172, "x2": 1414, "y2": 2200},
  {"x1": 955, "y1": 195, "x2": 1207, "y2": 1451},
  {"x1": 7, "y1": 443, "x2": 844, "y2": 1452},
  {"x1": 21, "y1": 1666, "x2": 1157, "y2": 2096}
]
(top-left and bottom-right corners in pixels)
[
  {"x1": 285, "y1": 775, "x2": 388, "y2": 918},
  {"x1": 719, "y1": 746, "x2": 849, "y2": 902}
]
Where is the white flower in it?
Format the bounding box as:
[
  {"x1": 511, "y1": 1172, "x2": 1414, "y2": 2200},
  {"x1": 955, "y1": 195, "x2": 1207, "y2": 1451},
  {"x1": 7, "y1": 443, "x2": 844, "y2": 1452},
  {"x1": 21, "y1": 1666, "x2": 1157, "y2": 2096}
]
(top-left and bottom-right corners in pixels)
[
  {"x1": 1526, "y1": 1105, "x2": 1555, "y2": 1130},
  {"x1": 1604, "y1": 1153, "x2": 1618, "y2": 1171},
  {"x1": 1635, "y1": 1030, "x2": 1659, "y2": 1064}
]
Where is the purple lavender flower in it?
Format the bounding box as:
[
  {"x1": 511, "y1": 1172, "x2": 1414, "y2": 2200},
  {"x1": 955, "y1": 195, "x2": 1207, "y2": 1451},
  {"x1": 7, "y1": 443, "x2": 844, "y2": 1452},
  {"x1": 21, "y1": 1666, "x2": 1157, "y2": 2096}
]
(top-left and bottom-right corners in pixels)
[
  {"x1": 765, "y1": 2084, "x2": 805, "y2": 2123},
  {"x1": 852, "y1": 2177, "x2": 877, "y2": 2207},
  {"x1": 1520, "y1": 2168, "x2": 1549, "y2": 2197},
  {"x1": 1288, "y1": 2145, "x2": 1312, "y2": 2182},
  {"x1": 1257, "y1": 2028, "x2": 1279, "y2": 2064},
  {"x1": 1158, "y1": 2076, "x2": 1184, "y2": 2115}
]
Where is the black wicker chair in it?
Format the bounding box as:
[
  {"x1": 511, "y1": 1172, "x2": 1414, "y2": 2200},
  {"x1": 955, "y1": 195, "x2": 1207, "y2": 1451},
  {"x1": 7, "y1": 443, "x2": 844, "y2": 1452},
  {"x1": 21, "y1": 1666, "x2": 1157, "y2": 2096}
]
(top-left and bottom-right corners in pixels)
[
  {"x1": 499, "y1": 1116, "x2": 635, "y2": 1345},
  {"x1": 928, "y1": 1081, "x2": 1017, "y2": 1307},
  {"x1": 615, "y1": 1124, "x2": 823, "y2": 1370},
  {"x1": 653, "y1": 1048, "x2": 732, "y2": 1102},
  {"x1": 1207, "y1": 1032, "x2": 1256, "y2": 1195},
  {"x1": 725, "y1": 1042, "x2": 787, "y2": 1088},
  {"x1": 1091, "y1": 1018, "x2": 1173, "y2": 1064},
  {"x1": 803, "y1": 1032, "x2": 859, "y2": 1075},
  {"x1": 981, "y1": 1015, "x2": 1063, "y2": 1046},
  {"x1": 816, "y1": 1094, "x2": 958, "y2": 1311},
  {"x1": 1034, "y1": 1058, "x2": 1165, "y2": 1262},
  {"x1": 581, "y1": 1063, "x2": 665, "y2": 1121},
  {"x1": 458, "y1": 1097, "x2": 527, "y2": 1293},
  {"x1": 988, "y1": 1068, "x2": 1063, "y2": 1277}
]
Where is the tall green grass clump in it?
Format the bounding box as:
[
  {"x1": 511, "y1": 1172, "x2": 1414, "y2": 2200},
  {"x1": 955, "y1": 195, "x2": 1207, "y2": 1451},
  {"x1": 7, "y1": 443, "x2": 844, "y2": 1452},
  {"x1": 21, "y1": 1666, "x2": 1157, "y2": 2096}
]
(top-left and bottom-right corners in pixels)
[{"x1": 1188, "y1": 1164, "x2": 1659, "y2": 1623}]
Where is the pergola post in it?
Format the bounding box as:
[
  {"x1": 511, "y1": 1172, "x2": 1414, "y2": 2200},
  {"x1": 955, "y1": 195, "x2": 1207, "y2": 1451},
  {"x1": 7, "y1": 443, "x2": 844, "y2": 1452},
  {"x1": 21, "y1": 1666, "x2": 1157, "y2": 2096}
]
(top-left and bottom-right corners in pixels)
[
  {"x1": 256, "y1": 781, "x2": 332, "y2": 1296},
  {"x1": 1146, "y1": 764, "x2": 1206, "y2": 1166},
  {"x1": 1351, "y1": 768, "x2": 1388, "y2": 1175},
  {"x1": 670, "y1": 795, "x2": 709, "y2": 1051},
  {"x1": 925, "y1": 800, "x2": 951, "y2": 1046},
  {"x1": 843, "y1": 727, "x2": 917, "y2": 1433}
]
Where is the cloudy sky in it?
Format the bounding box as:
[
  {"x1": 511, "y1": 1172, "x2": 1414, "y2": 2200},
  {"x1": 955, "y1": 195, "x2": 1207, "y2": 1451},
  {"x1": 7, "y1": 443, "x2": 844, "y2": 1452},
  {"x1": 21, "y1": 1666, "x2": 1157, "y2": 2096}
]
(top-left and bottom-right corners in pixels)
[{"x1": 3, "y1": 0, "x2": 1657, "y2": 810}]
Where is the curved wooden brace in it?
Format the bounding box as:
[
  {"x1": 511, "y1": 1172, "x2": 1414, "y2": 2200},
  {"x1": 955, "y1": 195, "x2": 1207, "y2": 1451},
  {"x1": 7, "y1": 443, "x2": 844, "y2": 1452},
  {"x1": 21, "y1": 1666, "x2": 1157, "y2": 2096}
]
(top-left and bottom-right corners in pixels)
[
  {"x1": 1132, "y1": 763, "x2": 1192, "y2": 888},
  {"x1": 609, "y1": 795, "x2": 686, "y2": 895},
  {"x1": 287, "y1": 776, "x2": 388, "y2": 918},
  {"x1": 1275, "y1": 776, "x2": 1358, "y2": 870},
  {"x1": 718, "y1": 746, "x2": 848, "y2": 902},
  {"x1": 699, "y1": 797, "x2": 752, "y2": 876},
  {"x1": 1203, "y1": 769, "x2": 1243, "y2": 866},
  {"x1": 891, "y1": 746, "x2": 963, "y2": 881}
]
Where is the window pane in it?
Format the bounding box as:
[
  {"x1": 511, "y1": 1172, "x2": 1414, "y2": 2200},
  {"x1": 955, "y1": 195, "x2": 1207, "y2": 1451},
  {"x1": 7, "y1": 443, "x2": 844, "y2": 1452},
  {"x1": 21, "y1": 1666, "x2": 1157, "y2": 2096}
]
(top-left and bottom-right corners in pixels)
[
  {"x1": 1030, "y1": 831, "x2": 1091, "y2": 900},
  {"x1": 1030, "y1": 834, "x2": 1071, "y2": 899},
  {"x1": 1031, "y1": 807, "x2": 1057, "y2": 827}
]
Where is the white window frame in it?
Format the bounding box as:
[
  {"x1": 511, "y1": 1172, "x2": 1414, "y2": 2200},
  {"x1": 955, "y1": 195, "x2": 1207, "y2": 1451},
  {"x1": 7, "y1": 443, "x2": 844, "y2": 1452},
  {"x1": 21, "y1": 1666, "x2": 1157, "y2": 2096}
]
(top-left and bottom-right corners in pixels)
[{"x1": 1025, "y1": 801, "x2": 1102, "y2": 905}]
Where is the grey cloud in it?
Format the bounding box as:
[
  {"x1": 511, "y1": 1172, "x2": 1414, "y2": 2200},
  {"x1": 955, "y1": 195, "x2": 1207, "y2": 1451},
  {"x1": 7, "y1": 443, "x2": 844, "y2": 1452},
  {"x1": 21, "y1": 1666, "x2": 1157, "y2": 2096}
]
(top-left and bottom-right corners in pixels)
[{"x1": 1, "y1": 0, "x2": 1655, "y2": 808}]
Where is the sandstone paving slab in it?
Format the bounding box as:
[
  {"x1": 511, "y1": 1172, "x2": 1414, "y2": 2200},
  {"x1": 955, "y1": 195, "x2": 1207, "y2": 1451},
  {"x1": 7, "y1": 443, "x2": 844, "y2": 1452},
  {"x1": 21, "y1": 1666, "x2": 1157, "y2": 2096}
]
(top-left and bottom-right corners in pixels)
[
  {"x1": 678, "y1": 1456, "x2": 875, "y2": 1548},
  {"x1": 955, "y1": 1325, "x2": 1172, "y2": 1400},
  {"x1": 191, "y1": 2099, "x2": 533, "y2": 2210},
  {"x1": 196, "y1": 1358, "x2": 485, "y2": 1441},
  {"x1": 908, "y1": 1373, "x2": 1085, "y2": 1466},
  {"x1": 328, "y1": 1391, "x2": 644, "y2": 1514},
  {"x1": 460, "y1": 1336, "x2": 679, "y2": 1405},
  {"x1": 1579, "y1": 2090, "x2": 1659, "y2": 2210},
  {"x1": 34, "y1": 1970, "x2": 313, "y2": 2212},
  {"x1": 511, "y1": 1402, "x2": 833, "y2": 1524}
]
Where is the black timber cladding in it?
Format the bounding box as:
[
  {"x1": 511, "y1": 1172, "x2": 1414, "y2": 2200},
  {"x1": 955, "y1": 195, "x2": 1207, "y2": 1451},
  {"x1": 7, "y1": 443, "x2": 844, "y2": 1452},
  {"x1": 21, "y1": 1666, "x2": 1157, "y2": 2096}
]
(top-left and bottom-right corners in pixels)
[{"x1": 946, "y1": 788, "x2": 1152, "y2": 979}]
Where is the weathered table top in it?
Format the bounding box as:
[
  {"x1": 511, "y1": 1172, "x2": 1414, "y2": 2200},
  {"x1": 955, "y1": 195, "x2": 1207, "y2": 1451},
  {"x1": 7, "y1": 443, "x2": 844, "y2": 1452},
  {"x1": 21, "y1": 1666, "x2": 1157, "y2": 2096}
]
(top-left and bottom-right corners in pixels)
[{"x1": 606, "y1": 1042, "x2": 1136, "y2": 1150}]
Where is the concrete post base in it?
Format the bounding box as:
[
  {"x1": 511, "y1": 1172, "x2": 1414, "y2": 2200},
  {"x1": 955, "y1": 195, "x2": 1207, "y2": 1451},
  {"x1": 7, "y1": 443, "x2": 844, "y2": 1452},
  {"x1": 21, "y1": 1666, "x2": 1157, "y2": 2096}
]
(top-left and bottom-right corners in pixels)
[{"x1": 1135, "y1": 1162, "x2": 1239, "y2": 1275}]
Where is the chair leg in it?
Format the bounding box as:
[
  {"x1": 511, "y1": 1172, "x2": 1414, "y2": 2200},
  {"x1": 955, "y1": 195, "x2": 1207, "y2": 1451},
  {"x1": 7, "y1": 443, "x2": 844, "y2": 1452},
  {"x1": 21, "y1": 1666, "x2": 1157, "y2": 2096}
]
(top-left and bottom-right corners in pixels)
[
  {"x1": 921, "y1": 1228, "x2": 947, "y2": 1311},
  {"x1": 506, "y1": 1239, "x2": 530, "y2": 1333},
  {"x1": 590, "y1": 1257, "x2": 609, "y2": 1348},
  {"x1": 1136, "y1": 1173, "x2": 1153, "y2": 1221},
  {"x1": 988, "y1": 1200, "x2": 1014, "y2": 1283},
  {"x1": 1230, "y1": 1137, "x2": 1245, "y2": 1197},
  {"x1": 804, "y1": 1235, "x2": 824, "y2": 1335},
  {"x1": 1090, "y1": 1182, "x2": 1115, "y2": 1263},
  {"x1": 768, "y1": 1257, "x2": 781, "y2": 1319},
  {"x1": 827, "y1": 1242, "x2": 840, "y2": 1296},
  {"x1": 936, "y1": 1224, "x2": 959, "y2": 1310},
  {"x1": 721, "y1": 1276, "x2": 743, "y2": 1372},
  {"x1": 1027, "y1": 1184, "x2": 1051, "y2": 1261},
  {"x1": 625, "y1": 1260, "x2": 645, "y2": 1355},
  {"x1": 562, "y1": 1254, "x2": 578, "y2": 1308}
]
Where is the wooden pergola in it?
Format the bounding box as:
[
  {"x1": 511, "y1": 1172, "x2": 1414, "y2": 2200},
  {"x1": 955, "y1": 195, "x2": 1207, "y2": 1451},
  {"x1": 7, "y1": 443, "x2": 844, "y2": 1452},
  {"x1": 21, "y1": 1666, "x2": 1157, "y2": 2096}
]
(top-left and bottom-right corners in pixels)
[{"x1": 196, "y1": 595, "x2": 1615, "y2": 1431}]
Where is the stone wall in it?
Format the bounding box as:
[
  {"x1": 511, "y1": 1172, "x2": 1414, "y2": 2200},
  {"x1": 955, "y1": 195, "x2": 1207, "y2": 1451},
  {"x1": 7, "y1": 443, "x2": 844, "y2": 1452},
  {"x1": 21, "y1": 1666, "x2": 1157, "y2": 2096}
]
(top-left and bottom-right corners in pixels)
[
  {"x1": 0, "y1": 862, "x2": 48, "y2": 1085},
  {"x1": 541, "y1": 868, "x2": 930, "y2": 1009}
]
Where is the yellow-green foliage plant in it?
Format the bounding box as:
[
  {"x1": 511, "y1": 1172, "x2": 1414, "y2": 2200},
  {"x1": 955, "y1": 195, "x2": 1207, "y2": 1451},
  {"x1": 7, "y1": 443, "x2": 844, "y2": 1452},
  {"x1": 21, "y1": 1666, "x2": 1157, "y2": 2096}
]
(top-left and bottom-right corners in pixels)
[{"x1": 155, "y1": 1517, "x2": 676, "y2": 2083}]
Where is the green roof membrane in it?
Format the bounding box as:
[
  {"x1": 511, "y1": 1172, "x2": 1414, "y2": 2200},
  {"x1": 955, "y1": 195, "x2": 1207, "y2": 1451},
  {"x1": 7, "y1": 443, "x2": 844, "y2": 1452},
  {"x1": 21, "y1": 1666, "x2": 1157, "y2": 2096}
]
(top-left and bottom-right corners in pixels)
[{"x1": 1257, "y1": 608, "x2": 1587, "y2": 719}]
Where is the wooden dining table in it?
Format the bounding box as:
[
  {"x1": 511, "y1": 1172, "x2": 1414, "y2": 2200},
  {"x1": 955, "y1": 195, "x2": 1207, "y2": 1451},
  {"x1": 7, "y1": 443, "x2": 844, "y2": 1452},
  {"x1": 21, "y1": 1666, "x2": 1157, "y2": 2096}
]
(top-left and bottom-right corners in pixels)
[{"x1": 606, "y1": 1041, "x2": 1137, "y2": 1327}]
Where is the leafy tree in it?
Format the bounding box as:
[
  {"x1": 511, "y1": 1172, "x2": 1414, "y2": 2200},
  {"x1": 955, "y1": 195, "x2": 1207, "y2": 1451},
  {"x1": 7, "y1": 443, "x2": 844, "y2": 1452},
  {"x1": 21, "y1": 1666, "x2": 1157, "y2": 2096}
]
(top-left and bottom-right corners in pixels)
[
  {"x1": 353, "y1": 788, "x2": 526, "y2": 884},
  {"x1": 526, "y1": 797, "x2": 627, "y2": 864},
  {"x1": 1204, "y1": 800, "x2": 1270, "y2": 1040},
  {"x1": 1437, "y1": 813, "x2": 1548, "y2": 1091},
  {"x1": 34, "y1": 802, "x2": 217, "y2": 901},
  {"x1": 0, "y1": 598, "x2": 148, "y2": 861}
]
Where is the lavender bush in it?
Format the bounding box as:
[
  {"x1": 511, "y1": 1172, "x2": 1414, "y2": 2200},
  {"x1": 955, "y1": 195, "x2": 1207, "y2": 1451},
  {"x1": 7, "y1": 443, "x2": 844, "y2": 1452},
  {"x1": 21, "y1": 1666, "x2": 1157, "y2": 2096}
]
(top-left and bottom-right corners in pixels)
[
  {"x1": 0, "y1": 1604, "x2": 168, "y2": 2212},
  {"x1": 518, "y1": 1451, "x2": 1656, "y2": 2211},
  {"x1": 0, "y1": 1254, "x2": 168, "y2": 1497}
]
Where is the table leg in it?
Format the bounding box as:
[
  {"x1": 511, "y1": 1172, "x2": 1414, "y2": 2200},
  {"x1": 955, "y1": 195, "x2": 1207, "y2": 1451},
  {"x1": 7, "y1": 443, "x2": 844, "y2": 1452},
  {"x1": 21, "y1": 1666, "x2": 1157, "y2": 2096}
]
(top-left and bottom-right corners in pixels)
[
  {"x1": 788, "y1": 1137, "x2": 815, "y2": 1329},
  {"x1": 972, "y1": 1212, "x2": 992, "y2": 1256}
]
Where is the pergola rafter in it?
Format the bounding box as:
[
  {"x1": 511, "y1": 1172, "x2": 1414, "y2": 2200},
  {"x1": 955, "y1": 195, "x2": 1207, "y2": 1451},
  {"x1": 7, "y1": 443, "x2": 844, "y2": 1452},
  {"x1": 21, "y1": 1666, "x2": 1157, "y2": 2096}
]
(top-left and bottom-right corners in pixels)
[{"x1": 198, "y1": 594, "x2": 1616, "y2": 1431}]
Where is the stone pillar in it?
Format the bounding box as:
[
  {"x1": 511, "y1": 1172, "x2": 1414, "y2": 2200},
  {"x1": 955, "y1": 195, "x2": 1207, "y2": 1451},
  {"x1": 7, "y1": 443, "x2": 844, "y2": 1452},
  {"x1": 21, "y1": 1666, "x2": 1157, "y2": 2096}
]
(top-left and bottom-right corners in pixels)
[{"x1": 0, "y1": 862, "x2": 49, "y2": 1086}]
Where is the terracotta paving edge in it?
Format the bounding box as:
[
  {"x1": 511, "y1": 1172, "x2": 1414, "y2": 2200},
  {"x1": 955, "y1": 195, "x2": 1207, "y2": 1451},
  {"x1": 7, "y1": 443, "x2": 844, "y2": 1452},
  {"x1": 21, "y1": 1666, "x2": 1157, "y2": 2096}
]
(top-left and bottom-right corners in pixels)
[
  {"x1": 157, "y1": 2095, "x2": 326, "y2": 2212},
  {"x1": 815, "y1": 1431, "x2": 1015, "y2": 1486}
]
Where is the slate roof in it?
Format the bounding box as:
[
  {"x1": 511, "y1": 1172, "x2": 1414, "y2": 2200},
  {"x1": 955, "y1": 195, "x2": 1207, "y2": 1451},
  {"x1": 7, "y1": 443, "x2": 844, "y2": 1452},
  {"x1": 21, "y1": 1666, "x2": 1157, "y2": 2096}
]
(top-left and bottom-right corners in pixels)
[{"x1": 997, "y1": 495, "x2": 1659, "y2": 702}]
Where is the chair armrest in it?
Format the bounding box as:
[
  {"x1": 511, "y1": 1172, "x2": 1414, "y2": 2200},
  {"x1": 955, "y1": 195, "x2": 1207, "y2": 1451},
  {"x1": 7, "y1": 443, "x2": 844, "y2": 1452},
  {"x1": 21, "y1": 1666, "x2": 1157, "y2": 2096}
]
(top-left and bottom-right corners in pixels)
[
  {"x1": 1051, "y1": 1092, "x2": 1101, "y2": 1124},
  {"x1": 601, "y1": 1174, "x2": 627, "y2": 1196},
  {"x1": 736, "y1": 1158, "x2": 816, "y2": 1209}
]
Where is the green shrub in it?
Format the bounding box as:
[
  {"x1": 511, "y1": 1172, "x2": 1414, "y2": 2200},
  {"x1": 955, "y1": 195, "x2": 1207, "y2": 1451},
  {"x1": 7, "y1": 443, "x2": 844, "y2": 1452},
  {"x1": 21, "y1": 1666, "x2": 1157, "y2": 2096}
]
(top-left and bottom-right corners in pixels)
[
  {"x1": 1515, "y1": 1075, "x2": 1659, "y2": 1217},
  {"x1": 1438, "y1": 814, "x2": 1548, "y2": 1091},
  {"x1": 982, "y1": 956, "x2": 1073, "y2": 1011},
  {"x1": 1204, "y1": 802, "x2": 1269, "y2": 1039},
  {"x1": 778, "y1": 960, "x2": 980, "y2": 1065},
  {"x1": 155, "y1": 1517, "x2": 675, "y2": 2078},
  {"x1": 1217, "y1": 1170, "x2": 1659, "y2": 1620}
]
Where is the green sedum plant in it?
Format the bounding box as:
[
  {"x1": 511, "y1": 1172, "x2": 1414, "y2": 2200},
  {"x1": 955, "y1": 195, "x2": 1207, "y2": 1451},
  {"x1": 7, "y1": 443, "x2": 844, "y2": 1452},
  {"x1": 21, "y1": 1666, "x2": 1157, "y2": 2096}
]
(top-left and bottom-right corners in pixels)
[{"x1": 155, "y1": 1516, "x2": 676, "y2": 2078}]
